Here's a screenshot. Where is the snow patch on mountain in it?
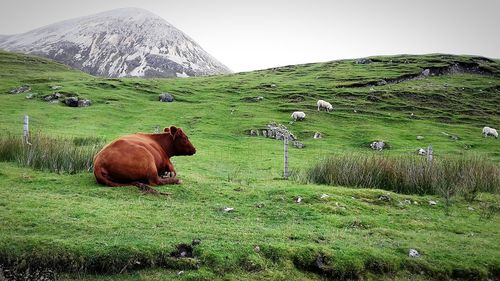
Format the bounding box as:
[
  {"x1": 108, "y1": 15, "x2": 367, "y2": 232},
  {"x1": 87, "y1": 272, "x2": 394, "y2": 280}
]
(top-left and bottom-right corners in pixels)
[{"x1": 0, "y1": 7, "x2": 231, "y2": 77}]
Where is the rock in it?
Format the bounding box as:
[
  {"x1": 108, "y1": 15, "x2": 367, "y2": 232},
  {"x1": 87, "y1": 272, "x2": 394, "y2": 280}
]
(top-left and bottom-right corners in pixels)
[
  {"x1": 159, "y1": 93, "x2": 175, "y2": 102},
  {"x1": 355, "y1": 58, "x2": 372, "y2": 64},
  {"x1": 313, "y1": 132, "x2": 322, "y2": 139},
  {"x1": 293, "y1": 141, "x2": 305, "y2": 149},
  {"x1": 417, "y1": 148, "x2": 427, "y2": 155},
  {"x1": 256, "y1": 96, "x2": 264, "y2": 101},
  {"x1": 51, "y1": 85, "x2": 62, "y2": 90},
  {"x1": 377, "y1": 79, "x2": 387, "y2": 86},
  {"x1": 399, "y1": 199, "x2": 412, "y2": 205},
  {"x1": 413, "y1": 201, "x2": 419, "y2": 205},
  {"x1": 250, "y1": 129, "x2": 258, "y2": 136},
  {"x1": 25, "y1": 93, "x2": 37, "y2": 99},
  {"x1": 467, "y1": 206, "x2": 474, "y2": 211},
  {"x1": 421, "y1": 69, "x2": 430, "y2": 76},
  {"x1": 416, "y1": 135, "x2": 424, "y2": 140},
  {"x1": 192, "y1": 239, "x2": 201, "y2": 245},
  {"x1": 449, "y1": 135, "x2": 460, "y2": 141},
  {"x1": 378, "y1": 194, "x2": 391, "y2": 201},
  {"x1": 65, "y1": 96, "x2": 79, "y2": 107},
  {"x1": 409, "y1": 249, "x2": 420, "y2": 258},
  {"x1": 295, "y1": 196, "x2": 302, "y2": 203},
  {"x1": 370, "y1": 141, "x2": 385, "y2": 151},
  {"x1": 429, "y1": 200, "x2": 437, "y2": 206},
  {"x1": 49, "y1": 100, "x2": 60, "y2": 104},
  {"x1": 262, "y1": 130, "x2": 268, "y2": 138},
  {"x1": 178, "y1": 271, "x2": 184, "y2": 276},
  {"x1": 9, "y1": 85, "x2": 31, "y2": 94},
  {"x1": 223, "y1": 207, "x2": 234, "y2": 212},
  {"x1": 78, "y1": 99, "x2": 91, "y2": 107},
  {"x1": 254, "y1": 246, "x2": 261, "y2": 252},
  {"x1": 320, "y1": 193, "x2": 329, "y2": 199}
]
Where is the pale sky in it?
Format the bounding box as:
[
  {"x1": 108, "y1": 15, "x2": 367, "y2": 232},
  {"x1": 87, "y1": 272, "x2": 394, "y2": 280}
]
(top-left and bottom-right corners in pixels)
[{"x1": 0, "y1": 0, "x2": 499, "y2": 72}]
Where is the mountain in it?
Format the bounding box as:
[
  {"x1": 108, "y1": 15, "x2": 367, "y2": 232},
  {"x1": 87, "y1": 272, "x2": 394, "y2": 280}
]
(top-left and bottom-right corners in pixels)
[{"x1": 0, "y1": 8, "x2": 231, "y2": 78}]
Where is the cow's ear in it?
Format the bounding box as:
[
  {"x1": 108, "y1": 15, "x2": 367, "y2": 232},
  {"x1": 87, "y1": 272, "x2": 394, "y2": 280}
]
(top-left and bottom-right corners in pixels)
[
  {"x1": 169, "y1": 126, "x2": 178, "y2": 135},
  {"x1": 163, "y1": 127, "x2": 170, "y2": 133}
]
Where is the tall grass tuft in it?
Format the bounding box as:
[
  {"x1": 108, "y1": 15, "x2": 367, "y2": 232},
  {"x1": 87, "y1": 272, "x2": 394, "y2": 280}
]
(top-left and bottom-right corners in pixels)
[
  {"x1": 0, "y1": 134, "x2": 104, "y2": 174},
  {"x1": 296, "y1": 154, "x2": 500, "y2": 196}
]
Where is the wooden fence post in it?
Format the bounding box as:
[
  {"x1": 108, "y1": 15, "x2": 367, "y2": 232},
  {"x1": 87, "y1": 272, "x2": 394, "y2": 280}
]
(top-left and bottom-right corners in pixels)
[
  {"x1": 23, "y1": 114, "x2": 31, "y2": 145},
  {"x1": 427, "y1": 144, "x2": 433, "y2": 164},
  {"x1": 284, "y1": 133, "x2": 289, "y2": 179}
]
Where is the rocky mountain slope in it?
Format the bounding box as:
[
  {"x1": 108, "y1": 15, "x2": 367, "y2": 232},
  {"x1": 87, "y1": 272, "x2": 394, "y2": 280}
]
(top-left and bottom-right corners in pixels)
[{"x1": 0, "y1": 8, "x2": 231, "y2": 78}]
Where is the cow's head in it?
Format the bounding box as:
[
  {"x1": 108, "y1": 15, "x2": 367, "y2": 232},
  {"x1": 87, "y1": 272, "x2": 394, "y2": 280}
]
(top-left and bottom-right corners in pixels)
[{"x1": 164, "y1": 126, "x2": 196, "y2": 156}]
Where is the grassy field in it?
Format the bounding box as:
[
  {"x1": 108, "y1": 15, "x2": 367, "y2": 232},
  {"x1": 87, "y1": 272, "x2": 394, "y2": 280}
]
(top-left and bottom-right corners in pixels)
[{"x1": 0, "y1": 51, "x2": 499, "y2": 280}]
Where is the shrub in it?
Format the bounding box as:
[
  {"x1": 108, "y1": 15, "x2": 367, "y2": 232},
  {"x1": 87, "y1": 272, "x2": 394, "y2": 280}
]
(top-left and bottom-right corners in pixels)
[
  {"x1": 295, "y1": 154, "x2": 500, "y2": 196},
  {"x1": 0, "y1": 134, "x2": 103, "y2": 174}
]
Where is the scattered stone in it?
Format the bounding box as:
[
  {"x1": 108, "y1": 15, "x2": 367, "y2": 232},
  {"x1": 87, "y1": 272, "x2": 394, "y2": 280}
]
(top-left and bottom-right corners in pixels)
[
  {"x1": 256, "y1": 96, "x2": 264, "y2": 101},
  {"x1": 353, "y1": 109, "x2": 357, "y2": 113},
  {"x1": 370, "y1": 141, "x2": 386, "y2": 151},
  {"x1": 192, "y1": 239, "x2": 201, "y2": 245},
  {"x1": 313, "y1": 132, "x2": 322, "y2": 139},
  {"x1": 409, "y1": 249, "x2": 420, "y2": 258},
  {"x1": 320, "y1": 193, "x2": 329, "y2": 199},
  {"x1": 399, "y1": 199, "x2": 412, "y2": 205},
  {"x1": 413, "y1": 201, "x2": 419, "y2": 205},
  {"x1": 293, "y1": 141, "x2": 305, "y2": 149},
  {"x1": 295, "y1": 196, "x2": 302, "y2": 203},
  {"x1": 250, "y1": 129, "x2": 259, "y2": 136},
  {"x1": 429, "y1": 200, "x2": 437, "y2": 206},
  {"x1": 50, "y1": 85, "x2": 62, "y2": 90},
  {"x1": 25, "y1": 93, "x2": 37, "y2": 99},
  {"x1": 355, "y1": 58, "x2": 373, "y2": 64},
  {"x1": 467, "y1": 206, "x2": 474, "y2": 211},
  {"x1": 378, "y1": 194, "x2": 391, "y2": 201},
  {"x1": 254, "y1": 246, "x2": 261, "y2": 252},
  {"x1": 449, "y1": 135, "x2": 460, "y2": 141},
  {"x1": 335, "y1": 202, "x2": 346, "y2": 209},
  {"x1": 49, "y1": 100, "x2": 60, "y2": 104},
  {"x1": 64, "y1": 96, "x2": 79, "y2": 107},
  {"x1": 178, "y1": 271, "x2": 184, "y2": 276},
  {"x1": 421, "y1": 69, "x2": 431, "y2": 76},
  {"x1": 9, "y1": 85, "x2": 31, "y2": 94},
  {"x1": 416, "y1": 135, "x2": 424, "y2": 140},
  {"x1": 255, "y1": 203, "x2": 264, "y2": 208},
  {"x1": 377, "y1": 79, "x2": 387, "y2": 86},
  {"x1": 223, "y1": 207, "x2": 234, "y2": 212},
  {"x1": 78, "y1": 99, "x2": 91, "y2": 107},
  {"x1": 417, "y1": 148, "x2": 427, "y2": 155},
  {"x1": 159, "y1": 92, "x2": 175, "y2": 102}
]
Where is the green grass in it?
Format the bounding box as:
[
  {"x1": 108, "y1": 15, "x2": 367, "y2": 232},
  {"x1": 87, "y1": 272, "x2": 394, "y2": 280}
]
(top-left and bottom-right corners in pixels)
[{"x1": 0, "y1": 51, "x2": 499, "y2": 280}]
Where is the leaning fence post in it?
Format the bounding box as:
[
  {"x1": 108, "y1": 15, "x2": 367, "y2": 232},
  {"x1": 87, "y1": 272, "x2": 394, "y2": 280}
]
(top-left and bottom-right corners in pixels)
[
  {"x1": 283, "y1": 132, "x2": 289, "y2": 179},
  {"x1": 427, "y1": 144, "x2": 433, "y2": 164},
  {"x1": 23, "y1": 114, "x2": 31, "y2": 145}
]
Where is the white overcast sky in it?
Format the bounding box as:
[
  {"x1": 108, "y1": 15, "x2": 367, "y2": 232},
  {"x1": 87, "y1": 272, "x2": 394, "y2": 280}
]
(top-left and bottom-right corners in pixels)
[{"x1": 0, "y1": 0, "x2": 499, "y2": 72}]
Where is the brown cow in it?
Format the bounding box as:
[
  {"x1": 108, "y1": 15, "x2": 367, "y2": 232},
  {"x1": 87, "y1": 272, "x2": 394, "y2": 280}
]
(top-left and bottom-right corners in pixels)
[{"x1": 93, "y1": 126, "x2": 196, "y2": 191}]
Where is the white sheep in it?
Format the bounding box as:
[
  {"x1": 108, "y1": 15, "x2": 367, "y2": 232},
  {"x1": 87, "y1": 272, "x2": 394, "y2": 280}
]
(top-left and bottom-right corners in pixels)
[
  {"x1": 317, "y1": 100, "x2": 333, "y2": 112},
  {"x1": 291, "y1": 111, "x2": 306, "y2": 121},
  {"x1": 482, "y1": 126, "x2": 498, "y2": 138}
]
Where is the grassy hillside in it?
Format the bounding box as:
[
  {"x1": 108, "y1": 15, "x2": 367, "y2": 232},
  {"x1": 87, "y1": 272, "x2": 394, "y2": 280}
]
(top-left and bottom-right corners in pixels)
[{"x1": 0, "y1": 51, "x2": 499, "y2": 280}]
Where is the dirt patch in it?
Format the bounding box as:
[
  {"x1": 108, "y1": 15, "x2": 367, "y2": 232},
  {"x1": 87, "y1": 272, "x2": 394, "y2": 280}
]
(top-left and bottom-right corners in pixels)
[{"x1": 170, "y1": 244, "x2": 194, "y2": 258}]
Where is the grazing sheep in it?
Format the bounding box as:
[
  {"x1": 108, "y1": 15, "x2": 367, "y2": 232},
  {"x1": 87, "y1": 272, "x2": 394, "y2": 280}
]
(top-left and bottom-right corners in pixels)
[
  {"x1": 291, "y1": 111, "x2": 306, "y2": 121},
  {"x1": 482, "y1": 126, "x2": 498, "y2": 138},
  {"x1": 317, "y1": 100, "x2": 333, "y2": 112},
  {"x1": 417, "y1": 148, "x2": 427, "y2": 155}
]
